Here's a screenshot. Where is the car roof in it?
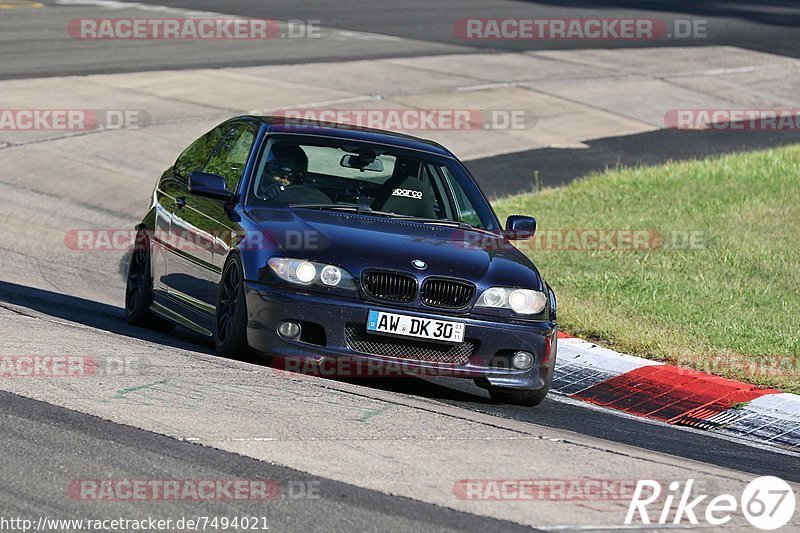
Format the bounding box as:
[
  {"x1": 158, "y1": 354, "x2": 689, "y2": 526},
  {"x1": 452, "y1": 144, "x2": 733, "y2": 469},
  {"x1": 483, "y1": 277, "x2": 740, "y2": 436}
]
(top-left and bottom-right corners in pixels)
[{"x1": 245, "y1": 115, "x2": 455, "y2": 158}]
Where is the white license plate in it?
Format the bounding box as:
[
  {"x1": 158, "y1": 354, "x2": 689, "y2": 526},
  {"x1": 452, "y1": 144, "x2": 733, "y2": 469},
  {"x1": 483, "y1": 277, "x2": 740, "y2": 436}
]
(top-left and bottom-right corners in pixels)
[{"x1": 366, "y1": 310, "x2": 465, "y2": 343}]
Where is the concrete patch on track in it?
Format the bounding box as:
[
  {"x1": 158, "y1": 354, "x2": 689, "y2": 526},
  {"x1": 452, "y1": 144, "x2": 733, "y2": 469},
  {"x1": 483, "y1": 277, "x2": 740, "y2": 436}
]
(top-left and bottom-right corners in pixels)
[
  {"x1": 0, "y1": 302, "x2": 792, "y2": 530},
  {"x1": 2, "y1": 45, "x2": 798, "y2": 158},
  {"x1": 1, "y1": 390, "x2": 543, "y2": 532}
]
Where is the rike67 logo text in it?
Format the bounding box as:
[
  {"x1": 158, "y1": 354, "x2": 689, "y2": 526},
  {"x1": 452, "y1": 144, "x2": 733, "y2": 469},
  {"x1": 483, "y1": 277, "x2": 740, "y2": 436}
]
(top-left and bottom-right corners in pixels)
[{"x1": 626, "y1": 477, "x2": 796, "y2": 530}]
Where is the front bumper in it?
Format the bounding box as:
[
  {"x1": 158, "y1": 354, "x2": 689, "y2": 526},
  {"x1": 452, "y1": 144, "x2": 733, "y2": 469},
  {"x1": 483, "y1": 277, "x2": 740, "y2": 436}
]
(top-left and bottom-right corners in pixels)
[{"x1": 244, "y1": 281, "x2": 557, "y2": 391}]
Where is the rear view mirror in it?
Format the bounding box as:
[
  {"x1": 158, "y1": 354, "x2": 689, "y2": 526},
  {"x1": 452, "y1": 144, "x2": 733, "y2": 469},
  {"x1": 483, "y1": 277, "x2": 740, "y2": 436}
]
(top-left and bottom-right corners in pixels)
[
  {"x1": 505, "y1": 215, "x2": 536, "y2": 240},
  {"x1": 340, "y1": 154, "x2": 384, "y2": 172},
  {"x1": 189, "y1": 172, "x2": 234, "y2": 201}
]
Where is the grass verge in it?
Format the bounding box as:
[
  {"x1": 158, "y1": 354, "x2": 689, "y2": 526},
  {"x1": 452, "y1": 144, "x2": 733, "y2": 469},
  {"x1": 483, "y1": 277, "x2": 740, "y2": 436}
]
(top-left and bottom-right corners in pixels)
[{"x1": 492, "y1": 146, "x2": 800, "y2": 393}]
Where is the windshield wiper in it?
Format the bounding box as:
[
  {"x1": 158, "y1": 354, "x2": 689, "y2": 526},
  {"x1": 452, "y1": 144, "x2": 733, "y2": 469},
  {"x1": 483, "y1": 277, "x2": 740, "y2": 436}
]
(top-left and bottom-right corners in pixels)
[
  {"x1": 290, "y1": 203, "x2": 404, "y2": 218},
  {"x1": 291, "y1": 203, "x2": 370, "y2": 213},
  {"x1": 402, "y1": 218, "x2": 501, "y2": 235},
  {"x1": 398, "y1": 218, "x2": 475, "y2": 230}
]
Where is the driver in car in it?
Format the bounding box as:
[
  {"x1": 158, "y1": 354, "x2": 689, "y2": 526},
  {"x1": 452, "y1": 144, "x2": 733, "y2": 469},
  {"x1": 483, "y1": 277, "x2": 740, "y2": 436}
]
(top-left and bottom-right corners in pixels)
[{"x1": 258, "y1": 144, "x2": 310, "y2": 200}]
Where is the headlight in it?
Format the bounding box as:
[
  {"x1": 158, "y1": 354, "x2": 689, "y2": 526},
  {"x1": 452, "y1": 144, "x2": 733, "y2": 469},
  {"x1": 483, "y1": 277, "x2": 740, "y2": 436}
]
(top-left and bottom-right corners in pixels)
[
  {"x1": 481, "y1": 287, "x2": 506, "y2": 307},
  {"x1": 295, "y1": 261, "x2": 317, "y2": 283},
  {"x1": 320, "y1": 265, "x2": 342, "y2": 286},
  {"x1": 267, "y1": 257, "x2": 356, "y2": 290},
  {"x1": 475, "y1": 287, "x2": 546, "y2": 315}
]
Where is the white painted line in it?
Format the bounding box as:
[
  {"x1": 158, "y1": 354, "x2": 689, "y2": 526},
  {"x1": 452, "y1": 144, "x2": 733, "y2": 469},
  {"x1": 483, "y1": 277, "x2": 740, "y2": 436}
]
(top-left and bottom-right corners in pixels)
[
  {"x1": 55, "y1": 0, "x2": 222, "y2": 17},
  {"x1": 327, "y1": 30, "x2": 400, "y2": 42}
]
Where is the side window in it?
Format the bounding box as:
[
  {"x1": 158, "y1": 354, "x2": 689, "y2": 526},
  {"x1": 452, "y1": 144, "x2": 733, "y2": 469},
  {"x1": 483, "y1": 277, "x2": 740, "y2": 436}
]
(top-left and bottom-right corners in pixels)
[
  {"x1": 204, "y1": 124, "x2": 256, "y2": 194},
  {"x1": 421, "y1": 163, "x2": 451, "y2": 220},
  {"x1": 441, "y1": 167, "x2": 483, "y2": 228},
  {"x1": 174, "y1": 125, "x2": 226, "y2": 179}
]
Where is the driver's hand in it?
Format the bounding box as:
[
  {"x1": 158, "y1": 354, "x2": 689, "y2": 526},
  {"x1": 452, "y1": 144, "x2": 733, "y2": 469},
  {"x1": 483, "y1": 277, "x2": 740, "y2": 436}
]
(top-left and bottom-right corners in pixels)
[{"x1": 259, "y1": 183, "x2": 284, "y2": 200}]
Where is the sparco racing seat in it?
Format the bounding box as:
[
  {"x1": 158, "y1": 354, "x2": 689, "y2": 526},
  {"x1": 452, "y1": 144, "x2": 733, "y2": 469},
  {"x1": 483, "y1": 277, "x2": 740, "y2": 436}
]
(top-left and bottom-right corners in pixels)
[{"x1": 372, "y1": 160, "x2": 437, "y2": 219}]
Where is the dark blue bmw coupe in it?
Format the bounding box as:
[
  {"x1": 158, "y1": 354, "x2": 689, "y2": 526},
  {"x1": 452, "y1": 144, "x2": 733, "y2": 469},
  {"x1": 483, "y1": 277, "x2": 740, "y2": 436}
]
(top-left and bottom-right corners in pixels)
[{"x1": 125, "y1": 116, "x2": 557, "y2": 405}]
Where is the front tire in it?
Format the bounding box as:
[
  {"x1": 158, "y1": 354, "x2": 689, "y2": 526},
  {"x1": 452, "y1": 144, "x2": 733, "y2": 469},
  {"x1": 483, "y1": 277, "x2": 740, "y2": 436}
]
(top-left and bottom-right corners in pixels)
[
  {"x1": 125, "y1": 230, "x2": 175, "y2": 332},
  {"x1": 488, "y1": 386, "x2": 550, "y2": 407},
  {"x1": 214, "y1": 254, "x2": 249, "y2": 358},
  {"x1": 488, "y1": 351, "x2": 556, "y2": 406}
]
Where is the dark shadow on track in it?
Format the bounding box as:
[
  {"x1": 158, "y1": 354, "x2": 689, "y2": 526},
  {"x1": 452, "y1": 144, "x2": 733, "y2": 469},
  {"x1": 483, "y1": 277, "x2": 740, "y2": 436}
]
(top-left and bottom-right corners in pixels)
[
  {"x1": 336, "y1": 376, "x2": 494, "y2": 404},
  {"x1": 0, "y1": 280, "x2": 489, "y2": 405},
  {"x1": 466, "y1": 127, "x2": 800, "y2": 198},
  {"x1": 0, "y1": 280, "x2": 215, "y2": 355}
]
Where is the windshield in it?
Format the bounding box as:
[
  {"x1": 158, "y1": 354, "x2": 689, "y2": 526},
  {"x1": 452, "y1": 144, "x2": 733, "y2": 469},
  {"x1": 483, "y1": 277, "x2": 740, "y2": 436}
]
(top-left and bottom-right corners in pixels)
[{"x1": 247, "y1": 135, "x2": 499, "y2": 231}]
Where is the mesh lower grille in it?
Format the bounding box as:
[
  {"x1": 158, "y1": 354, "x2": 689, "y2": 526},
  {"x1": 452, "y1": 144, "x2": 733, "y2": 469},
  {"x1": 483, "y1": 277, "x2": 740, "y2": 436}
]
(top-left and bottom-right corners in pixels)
[
  {"x1": 362, "y1": 271, "x2": 417, "y2": 303},
  {"x1": 421, "y1": 279, "x2": 475, "y2": 308},
  {"x1": 344, "y1": 325, "x2": 475, "y2": 365}
]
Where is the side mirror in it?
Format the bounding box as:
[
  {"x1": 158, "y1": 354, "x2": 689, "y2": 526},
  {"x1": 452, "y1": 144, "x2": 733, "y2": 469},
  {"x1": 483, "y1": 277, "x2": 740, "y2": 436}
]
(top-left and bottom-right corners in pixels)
[
  {"x1": 189, "y1": 172, "x2": 234, "y2": 201},
  {"x1": 505, "y1": 215, "x2": 536, "y2": 240}
]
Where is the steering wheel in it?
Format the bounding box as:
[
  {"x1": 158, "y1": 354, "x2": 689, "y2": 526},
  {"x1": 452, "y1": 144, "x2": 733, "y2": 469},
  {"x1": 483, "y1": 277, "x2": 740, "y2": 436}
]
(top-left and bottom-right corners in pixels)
[{"x1": 274, "y1": 185, "x2": 332, "y2": 204}]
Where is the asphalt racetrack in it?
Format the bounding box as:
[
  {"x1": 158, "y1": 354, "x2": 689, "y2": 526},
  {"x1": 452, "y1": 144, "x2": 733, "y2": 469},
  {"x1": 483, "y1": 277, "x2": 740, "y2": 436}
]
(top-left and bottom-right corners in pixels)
[{"x1": 0, "y1": 1, "x2": 798, "y2": 531}]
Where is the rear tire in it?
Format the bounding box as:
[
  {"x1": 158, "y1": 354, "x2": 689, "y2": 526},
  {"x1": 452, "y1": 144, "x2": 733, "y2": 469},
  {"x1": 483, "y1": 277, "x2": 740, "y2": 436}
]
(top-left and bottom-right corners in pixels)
[
  {"x1": 125, "y1": 230, "x2": 175, "y2": 332},
  {"x1": 214, "y1": 254, "x2": 250, "y2": 358}
]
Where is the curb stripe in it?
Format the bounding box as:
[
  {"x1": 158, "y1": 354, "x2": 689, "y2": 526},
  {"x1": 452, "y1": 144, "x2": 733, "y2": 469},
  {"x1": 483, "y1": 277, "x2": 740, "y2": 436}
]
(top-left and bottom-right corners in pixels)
[
  {"x1": 552, "y1": 334, "x2": 798, "y2": 450},
  {"x1": 572, "y1": 365, "x2": 779, "y2": 422}
]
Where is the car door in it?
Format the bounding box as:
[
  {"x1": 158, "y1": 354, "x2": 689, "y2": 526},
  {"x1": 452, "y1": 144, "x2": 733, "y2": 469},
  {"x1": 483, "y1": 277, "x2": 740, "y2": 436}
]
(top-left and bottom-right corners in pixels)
[
  {"x1": 155, "y1": 123, "x2": 227, "y2": 323},
  {"x1": 200, "y1": 122, "x2": 257, "y2": 289},
  {"x1": 164, "y1": 122, "x2": 256, "y2": 330}
]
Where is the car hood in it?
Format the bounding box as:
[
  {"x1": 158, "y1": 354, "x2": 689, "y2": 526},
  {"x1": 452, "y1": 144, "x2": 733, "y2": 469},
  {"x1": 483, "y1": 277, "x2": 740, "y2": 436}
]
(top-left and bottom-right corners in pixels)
[{"x1": 244, "y1": 207, "x2": 543, "y2": 289}]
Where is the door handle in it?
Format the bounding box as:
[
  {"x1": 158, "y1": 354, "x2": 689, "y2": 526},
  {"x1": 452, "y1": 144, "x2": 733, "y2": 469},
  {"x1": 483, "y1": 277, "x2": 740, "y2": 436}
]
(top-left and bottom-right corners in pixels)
[{"x1": 175, "y1": 196, "x2": 186, "y2": 209}]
